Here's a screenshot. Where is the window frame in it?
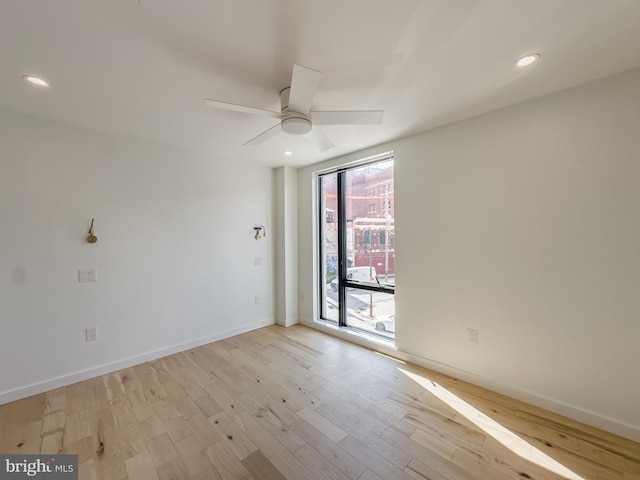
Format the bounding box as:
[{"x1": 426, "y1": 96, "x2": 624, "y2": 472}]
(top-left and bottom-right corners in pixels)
[{"x1": 317, "y1": 153, "x2": 395, "y2": 328}]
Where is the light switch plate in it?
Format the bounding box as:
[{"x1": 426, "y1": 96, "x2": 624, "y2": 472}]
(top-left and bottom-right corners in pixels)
[
  {"x1": 79, "y1": 268, "x2": 97, "y2": 283},
  {"x1": 468, "y1": 328, "x2": 478, "y2": 344}
]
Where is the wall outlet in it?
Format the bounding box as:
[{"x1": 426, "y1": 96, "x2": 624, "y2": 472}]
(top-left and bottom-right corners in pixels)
[
  {"x1": 254, "y1": 296, "x2": 261, "y2": 305},
  {"x1": 79, "y1": 268, "x2": 97, "y2": 283},
  {"x1": 468, "y1": 328, "x2": 478, "y2": 344},
  {"x1": 254, "y1": 256, "x2": 262, "y2": 267},
  {"x1": 86, "y1": 327, "x2": 98, "y2": 341}
]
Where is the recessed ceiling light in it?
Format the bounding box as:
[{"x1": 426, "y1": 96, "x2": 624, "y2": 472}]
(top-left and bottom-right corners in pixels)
[
  {"x1": 283, "y1": 151, "x2": 293, "y2": 156},
  {"x1": 23, "y1": 75, "x2": 49, "y2": 87},
  {"x1": 516, "y1": 53, "x2": 540, "y2": 68}
]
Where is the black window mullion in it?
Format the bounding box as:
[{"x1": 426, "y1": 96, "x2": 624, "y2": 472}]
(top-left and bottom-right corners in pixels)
[
  {"x1": 317, "y1": 175, "x2": 326, "y2": 319},
  {"x1": 337, "y1": 171, "x2": 347, "y2": 327},
  {"x1": 342, "y1": 281, "x2": 394, "y2": 295}
]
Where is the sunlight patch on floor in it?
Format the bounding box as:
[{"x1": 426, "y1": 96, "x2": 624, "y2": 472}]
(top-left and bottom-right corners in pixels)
[{"x1": 399, "y1": 368, "x2": 585, "y2": 480}]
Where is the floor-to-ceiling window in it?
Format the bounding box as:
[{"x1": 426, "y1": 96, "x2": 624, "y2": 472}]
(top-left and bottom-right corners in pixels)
[{"x1": 319, "y1": 155, "x2": 395, "y2": 340}]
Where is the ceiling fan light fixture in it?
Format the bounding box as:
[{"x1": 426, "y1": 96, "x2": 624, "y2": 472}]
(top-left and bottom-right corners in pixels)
[
  {"x1": 281, "y1": 116, "x2": 312, "y2": 135},
  {"x1": 516, "y1": 53, "x2": 540, "y2": 68}
]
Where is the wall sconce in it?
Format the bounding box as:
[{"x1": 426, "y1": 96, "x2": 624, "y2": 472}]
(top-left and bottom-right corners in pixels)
[
  {"x1": 254, "y1": 225, "x2": 265, "y2": 240},
  {"x1": 87, "y1": 218, "x2": 97, "y2": 243}
]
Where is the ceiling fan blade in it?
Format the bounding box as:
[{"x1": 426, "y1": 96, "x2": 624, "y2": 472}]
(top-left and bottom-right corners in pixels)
[
  {"x1": 244, "y1": 123, "x2": 282, "y2": 146},
  {"x1": 312, "y1": 110, "x2": 384, "y2": 125},
  {"x1": 305, "y1": 126, "x2": 334, "y2": 151},
  {"x1": 204, "y1": 99, "x2": 282, "y2": 119},
  {"x1": 288, "y1": 64, "x2": 322, "y2": 114}
]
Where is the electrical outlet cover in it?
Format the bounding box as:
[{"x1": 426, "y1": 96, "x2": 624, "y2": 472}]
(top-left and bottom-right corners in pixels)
[{"x1": 86, "y1": 327, "x2": 98, "y2": 341}]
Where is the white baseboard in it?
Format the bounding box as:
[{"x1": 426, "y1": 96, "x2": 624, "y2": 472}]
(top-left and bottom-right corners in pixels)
[
  {"x1": 0, "y1": 318, "x2": 275, "y2": 406},
  {"x1": 299, "y1": 318, "x2": 640, "y2": 443}
]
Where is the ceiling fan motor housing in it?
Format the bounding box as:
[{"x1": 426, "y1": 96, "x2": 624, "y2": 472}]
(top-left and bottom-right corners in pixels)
[
  {"x1": 279, "y1": 87, "x2": 312, "y2": 135},
  {"x1": 281, "y1": 116, "x2": 312, "y2": 135}
]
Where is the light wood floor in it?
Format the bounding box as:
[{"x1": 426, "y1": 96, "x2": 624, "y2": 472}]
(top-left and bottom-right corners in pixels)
[{"x1": 1, "y1": 325, "x2": 638, "y2": 480}]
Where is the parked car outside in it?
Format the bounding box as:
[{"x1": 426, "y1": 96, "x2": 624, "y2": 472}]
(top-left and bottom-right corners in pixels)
[{"x1": 372, "y1": 314, "x2": 395, "y2": 333}]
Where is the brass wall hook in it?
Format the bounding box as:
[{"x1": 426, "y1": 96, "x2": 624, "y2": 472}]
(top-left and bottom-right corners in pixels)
[
  {"x1": 87, "y1": 218, "x2": 98, "y2": 243},
  {"x1": 254, "y1": 225, "x2": 265, "y2": 240}
]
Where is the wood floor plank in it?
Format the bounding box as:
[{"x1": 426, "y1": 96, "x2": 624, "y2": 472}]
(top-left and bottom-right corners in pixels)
[
  {"x1": 139, "y1": 415, "x2": 165, "y2": 442},
  {"x1": 237, "y1": 379, "x2": 300, "y2": 426},
  {"x1": 406, "y1": 409, "x2": 488, "y2": 457},
  {"x1": 66, "y1": 408, "x2": 92, "y2": 444},
  {"x1": 297, "y1": 406, "x2": 348, "y2": 444},
  {"x1": 65, "y1": 431, "x2": 96, "y2": 464},
  {"x1": 94, "y1": 413, "x2": 128, "y2": 480},
  {"x1": 236, "y1": 392, "x2": 305, "y2": 453},
  {"x1": 155, "y1": 457, "x2": 190, "y2": 480},
  {"x1": 409, "y1": 422, "x2": 458, "y2": 461},
  {"x1": 132, "y1": 401, "x2": 157, "y2": 422},
  {"x1": 78, "y1": 459, "x2": 99, "y2": 480},
  {"x1": 338, "y1": 434, "x2": 415, "y2": 480},
  {"x1": 405, "y1": 456, "x2": 475, "y2": 480},
  {"x1": 268, "y1": 360, "x2": 319, "y2": 392},
  {"x1": 293, "y1": 443, "x2": 352, "y2": 480},
  {"x1": 103, "y1": 372, "x2": 128, "y2": 406},
  {"x1": 1, "y1": 325, "x2": 638, "y2": 480},
  {"x1": 238, "y1": 376, "x2": 308, "y2": 414},
  {"x1": 517, "y1": 410, "x2": 640, "y2": 465},
  {"x1": 234, "y1": 410, "x2": 322, "y2": 480},
  {"x1": 191, "y1": 392, "x2": 224, "y2": 419},
  {"x1": 42, "y1": 410, "x2": 66, "y2": 435},
  {"x1": 312, "y1": 388, "x2": 389, "y2": 436},
  {"x1": 200, "y1": 376, "x2": 246, "y2": 417},
  {"x1": 188, "y1": 412, "x2": 221, "y2": 450},
  {"x1": 189, "y1": 349, "x2": 250, "y2": 399},
  {"x1": 124, "y1": 450, "x2": 159, "y2": 480},
  {"x1": 204, "y1": 440, "x2": 252, "y2": 480},
  {"x1": 44, "y1": 392, "x2": 67, "y2": 414},
  {"x1": 449, "y1": 448, "x2": 515, "y2": 480},
  {"x1": 111, "y1": 402, "x2": 147, "y2": 460},
  {"x1": 280, "y1": 379, "x2": 323, "y2": 409},
  {"x1": 146, "y1": 432, "x2": 178, "y2": 467},
  {"x1": 41, "y1": 431, "x2": 64, "y2": 454},
  {"x1": 356, "y1": 469, "x2": 384, "y2": 480},
  {"x1": 308, "y1": 374, "x2": 357, "y2": 404},
  {"x1": 159, "y1": 414, "x2": 192, "y2": 444},
  {"x1": 12, "y1": 420, "x2": 43, "y2": 454},
  {"x1": 349, "y1": 394, "x2": 415, "y2": 437},
  {"x1": 380, "y1": 426, "x2": 458, "y2": 471},
  {"x1": 209, "y1": 411, "x2": 258, "y2": 461},
  {"x1": 341, "y1": 420, "x2": 412, "y2": 470},
  {"x1": 242, "y1": 450, "x2": 287, "y2": 480},
  {"x1": 386, "y1": 389, "x2": 458, "y2": 421},
  {"x1": 290, "y1": 419, "x2": 366, "y2": 480},
  {"x1": 174, "y1": 434, "x2": 213, "y2": 477},
  {"x1": 262, "y1": 344, "x2": 317, "y2": 380},
  {"x1": 0, "y1": 394, "x2": 46, "y2": 452},
  {"x1": 314, "y1": 400, "x2": 383, "y2": 438}
]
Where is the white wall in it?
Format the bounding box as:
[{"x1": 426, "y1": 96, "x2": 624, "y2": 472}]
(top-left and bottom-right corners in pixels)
[
  {"x1": 297, "y1": 67, "x2": 640, "y2": 441},
  {"x1": 0, "y1": 110, "x2": 275, "y2": 402},
  {"x1": 275, "y1": 166, "x2": 298, "y2": 327}
]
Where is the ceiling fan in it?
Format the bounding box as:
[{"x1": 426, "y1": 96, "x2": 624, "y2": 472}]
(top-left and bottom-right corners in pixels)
[{"x1": 203, "y1": 64, "x2": 384, "y2": 151}]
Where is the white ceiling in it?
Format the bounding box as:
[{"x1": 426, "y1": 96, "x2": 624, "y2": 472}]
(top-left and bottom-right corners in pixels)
[{"x1": 2, "y1": 0, "x2": 640, "y2": 168}]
